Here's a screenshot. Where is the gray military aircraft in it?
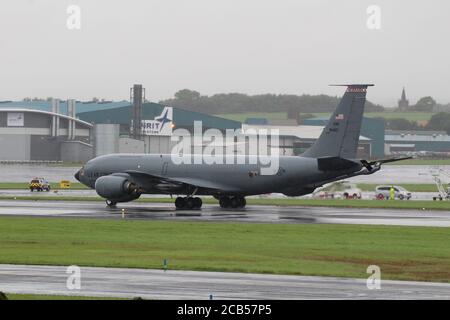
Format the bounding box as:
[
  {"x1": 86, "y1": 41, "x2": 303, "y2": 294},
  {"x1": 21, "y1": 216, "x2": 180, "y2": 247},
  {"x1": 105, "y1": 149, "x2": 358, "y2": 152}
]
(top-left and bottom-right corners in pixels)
[{"x1": 75, "y1": 84, "x2": 409, "y2": 209}]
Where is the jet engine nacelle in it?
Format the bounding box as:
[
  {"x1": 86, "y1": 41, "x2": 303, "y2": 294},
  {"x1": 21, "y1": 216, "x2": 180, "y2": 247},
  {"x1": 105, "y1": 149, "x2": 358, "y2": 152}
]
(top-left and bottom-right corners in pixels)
[{"x1": 95, "y1": 175, "x2": 140, "y2": 202}]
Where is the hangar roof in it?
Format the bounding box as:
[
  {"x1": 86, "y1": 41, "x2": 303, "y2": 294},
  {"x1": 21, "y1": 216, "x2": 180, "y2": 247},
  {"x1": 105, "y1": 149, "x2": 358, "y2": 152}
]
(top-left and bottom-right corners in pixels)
[
  {"x1": 386, "y1": 133, "x2": 450, "y2": 142},
  {"x1": 0, "y1": 101, "x2": 130, "y2": 115},
  {"x1": 0, "y1": 108, "x2": 93, "y2": 127},
  {"x1": 77, "y1": 102, "x2": 242, "y2": 130}
]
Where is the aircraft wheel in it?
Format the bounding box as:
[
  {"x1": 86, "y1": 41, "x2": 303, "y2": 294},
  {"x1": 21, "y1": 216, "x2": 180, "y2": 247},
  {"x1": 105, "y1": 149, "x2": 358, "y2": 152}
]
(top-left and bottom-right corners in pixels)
[
  {"x1": 193, "y1": 197, "x2": 202, "y2": 209},
  {"x1": 186, "y1": 197, "x2": 195, "y2": 209},
  {"x1": 239, "y1": 197, "x2": 246, "y2": 208},
  {"x1": 106, "y1": 199, "x2": 117, "y2": 208},
  {"x1": 175, "y1": 197, "x2": 186, "y2": 209},
  {"x1": 219, "y1": 197, "x2": 230, "y2": 208},
  {"x1": 233, "y1": 196, "x2": 246, "y2": 208},
  {"x1": 230, "y1": 197, "x2": 240, "y2": 208}
]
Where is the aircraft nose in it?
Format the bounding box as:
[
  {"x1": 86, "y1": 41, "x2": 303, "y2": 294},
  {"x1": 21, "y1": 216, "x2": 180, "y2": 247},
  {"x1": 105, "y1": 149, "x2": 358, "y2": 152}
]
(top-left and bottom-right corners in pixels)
[{"x1": 74, "y1": 170, "x2": 81, "y2": 182}]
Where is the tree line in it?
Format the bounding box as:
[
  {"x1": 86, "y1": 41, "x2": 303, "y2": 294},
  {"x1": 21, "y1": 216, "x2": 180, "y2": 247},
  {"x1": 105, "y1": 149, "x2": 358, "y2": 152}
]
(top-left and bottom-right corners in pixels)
[
  {"x1": 377, "y1": 113, "x2": 450, "y2": 134},
  {"x1": 159, "y1": 89, "x2": 384, "y2": 114}
]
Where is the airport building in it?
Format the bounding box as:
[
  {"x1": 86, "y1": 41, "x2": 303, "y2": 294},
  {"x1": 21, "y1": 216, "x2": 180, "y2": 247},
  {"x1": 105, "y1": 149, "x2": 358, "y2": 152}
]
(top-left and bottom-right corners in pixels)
[
  {"x1": 0, "y1": 102, "x2": 379, "y2": 162},
  {"x1": 385, "y1": 130, "x2": 450, "y2": 155},
  {"x1": 0, "y1": 102, "x2": 93, "y2": 162},
  {"x1": 81, "y1": 114, "x2": 376, "y2": 159},
  {"x1": 241, "y1": 124, "x2": 373, "y2": 158},
  {"x1": 301, "y1": 117, "x2": 384, "y2": 158},
  {"x1": 78, "y1": 102, "x2": 242, "y2": 157},
  {"x1": 0, "y1": 85, "x2": 384, "y2": 162}
]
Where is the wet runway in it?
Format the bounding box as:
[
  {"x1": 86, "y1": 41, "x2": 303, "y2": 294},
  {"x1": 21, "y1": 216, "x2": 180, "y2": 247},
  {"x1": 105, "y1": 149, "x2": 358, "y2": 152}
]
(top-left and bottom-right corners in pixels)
[
  {"x1": 0, "y1": 199, "x2": 449, "y2": 227},
  {"x1": 0, "y1": 188, "x2": 441, "y2": 201},
  {"x1": 1, "y1": 264, "x2": 449, "y2": 299}
]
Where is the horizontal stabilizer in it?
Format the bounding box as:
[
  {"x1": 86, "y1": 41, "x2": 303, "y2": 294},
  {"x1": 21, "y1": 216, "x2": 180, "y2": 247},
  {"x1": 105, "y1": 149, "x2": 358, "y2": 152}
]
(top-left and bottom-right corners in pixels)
[
  {"x1": 371, "y1": 156, "x2": 412, "y2": 165},
  {"x1": 360, "y1": 156, "x2": 412, "y2": 171}
]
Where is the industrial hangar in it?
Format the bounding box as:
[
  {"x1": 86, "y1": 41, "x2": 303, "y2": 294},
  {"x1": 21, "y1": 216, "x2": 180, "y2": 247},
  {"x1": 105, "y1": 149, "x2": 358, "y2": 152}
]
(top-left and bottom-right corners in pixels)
[
  {"x1": 78, "y1": 100, "x2": 242, "y2": 157},
  {"x1": 385, "y1": 130, "x2": 450, "y2": 155},
  {"x1": 0, "y1": 103, "x2": 92, "y2": 162},
  {"x1": 0, "y1": 85, "x2": 380, "y2": 162}
]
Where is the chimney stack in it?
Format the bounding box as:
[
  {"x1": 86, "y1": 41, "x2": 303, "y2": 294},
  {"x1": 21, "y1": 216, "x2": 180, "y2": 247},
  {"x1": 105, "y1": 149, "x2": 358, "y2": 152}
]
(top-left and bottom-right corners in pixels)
[{"x1": 130, "y1": 84, "x2": 145, "y2": 139}]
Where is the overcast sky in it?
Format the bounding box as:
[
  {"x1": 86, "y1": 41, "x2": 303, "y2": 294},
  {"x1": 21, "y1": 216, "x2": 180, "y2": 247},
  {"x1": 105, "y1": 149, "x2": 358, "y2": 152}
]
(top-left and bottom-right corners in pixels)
[{"x1": 1, "y1": 0, "x2": 449, "y2": 107}]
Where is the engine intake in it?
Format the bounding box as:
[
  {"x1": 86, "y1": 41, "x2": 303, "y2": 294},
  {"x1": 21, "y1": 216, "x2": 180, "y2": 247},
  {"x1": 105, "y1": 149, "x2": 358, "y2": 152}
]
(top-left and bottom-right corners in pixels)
[{"x1": 95, "y1": 175, "x2": 140, "y2": 202}]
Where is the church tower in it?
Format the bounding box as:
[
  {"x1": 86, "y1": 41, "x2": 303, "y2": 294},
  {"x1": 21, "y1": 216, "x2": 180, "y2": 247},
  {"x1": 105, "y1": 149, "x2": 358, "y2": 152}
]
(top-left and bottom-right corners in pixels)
[{"x1": 398, "y1": 87, "x2": 409, "y2": 110}]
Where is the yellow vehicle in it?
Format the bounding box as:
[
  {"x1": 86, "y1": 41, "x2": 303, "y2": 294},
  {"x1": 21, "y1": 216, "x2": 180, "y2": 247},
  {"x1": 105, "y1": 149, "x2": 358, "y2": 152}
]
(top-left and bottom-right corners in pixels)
[
  {"x1": 29, "y1": 177, "x2": 51, "y2": 192},
  {"x1": 59, "y1": 180, "x2": 71, "y2": 189}
]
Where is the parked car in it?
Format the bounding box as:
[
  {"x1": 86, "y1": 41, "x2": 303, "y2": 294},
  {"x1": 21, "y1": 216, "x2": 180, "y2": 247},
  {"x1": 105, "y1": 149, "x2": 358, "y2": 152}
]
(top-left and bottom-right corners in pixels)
[
  {"x1": 312, "y1": 181, "x2": 361, "y2": 199},
  {"x1": 375, "y1": 185, "x2": 411, "y2": 200},
  {"x1": 337, "y1": 182, "x2": 362, "y2": 199},
  {"x1": 29, "y1": 177, "x2": 51, "y2": 192},
  {"x1": 312, "y1": 190, "x2": 335, "y2": 199}
]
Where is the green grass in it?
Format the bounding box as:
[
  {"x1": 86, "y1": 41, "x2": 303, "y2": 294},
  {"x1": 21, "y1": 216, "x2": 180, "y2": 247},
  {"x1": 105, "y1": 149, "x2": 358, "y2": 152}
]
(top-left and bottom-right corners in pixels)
[
  {"x1": 364, "y1": 112, "x2": 434, "y2": 122},
  {"x1": 242, "y1": 198, "x2": 450, "y2": 210},
  {"x1": 357, "y1": 184, "x2": 438, "y2": 192},
  {"x1": 0, "y1": 195, "x2": 104, "y2": 201},
  {"x1": 217, "y1": 111, "x2": 436, "y2": 123},
  {"x1": 1, "y1": 196, "x2": 449, "y2": 211},
  {"x1": 0, "y1": 182, "x2": 88, "y2": 190},
  {"x1": 0, "y1": 217, "x2": 448, "y2": 282},
  {"x1": 5, "y1": 293, "x2": 124, "y2": 300},
  {"x1": 324, "y1": 182, "x2": 440, "y2": 193},
  {"x1": 385, "y1": 159, "x2": 450, "y2": 165},
  {"x1": 309, "y1": 112, "x2": 435, "y2": 122}
]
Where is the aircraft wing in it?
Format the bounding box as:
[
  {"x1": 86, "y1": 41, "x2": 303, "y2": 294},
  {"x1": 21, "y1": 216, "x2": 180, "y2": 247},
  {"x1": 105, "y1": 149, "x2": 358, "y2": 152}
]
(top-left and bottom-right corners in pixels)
[{"x1": 125, "y1": 170, "x2": 237, "y2": 192}]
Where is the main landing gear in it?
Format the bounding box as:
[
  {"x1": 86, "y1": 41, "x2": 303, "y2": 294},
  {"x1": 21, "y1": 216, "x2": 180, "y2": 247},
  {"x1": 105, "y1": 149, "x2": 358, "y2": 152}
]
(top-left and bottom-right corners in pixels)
[
  {"x1": 175, "y1": 196, "x2": 203, "y2": 209},
  {"x1": 219, "y1": 196, "x2": 246, "y2": 209}
]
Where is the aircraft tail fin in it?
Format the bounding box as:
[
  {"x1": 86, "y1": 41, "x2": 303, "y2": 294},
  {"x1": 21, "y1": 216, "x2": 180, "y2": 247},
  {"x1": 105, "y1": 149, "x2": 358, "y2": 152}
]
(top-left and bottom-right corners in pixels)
[{"x1": 302, "y1": 84, "x2": 373, "y2": 159}]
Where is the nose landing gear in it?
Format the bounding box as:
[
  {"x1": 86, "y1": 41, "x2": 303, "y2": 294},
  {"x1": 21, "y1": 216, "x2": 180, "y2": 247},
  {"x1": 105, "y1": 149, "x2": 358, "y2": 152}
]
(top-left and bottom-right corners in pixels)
[{"x1": 105, "y1": 199, "x2": 117, "y2": 208}]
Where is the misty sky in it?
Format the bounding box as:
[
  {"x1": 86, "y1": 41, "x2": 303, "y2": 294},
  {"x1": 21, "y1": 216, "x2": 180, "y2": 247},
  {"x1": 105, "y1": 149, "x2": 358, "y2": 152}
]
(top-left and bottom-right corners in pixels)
[{"x1": 1, "y1": 0, "x2": 449, "y2": 107}]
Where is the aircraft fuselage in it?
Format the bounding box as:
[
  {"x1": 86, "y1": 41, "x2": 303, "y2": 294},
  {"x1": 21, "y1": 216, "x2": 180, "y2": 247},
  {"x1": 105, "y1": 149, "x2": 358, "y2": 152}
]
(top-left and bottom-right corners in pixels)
[{"x1": 77, "y1": 153, "x2": 362, "y2": 197}]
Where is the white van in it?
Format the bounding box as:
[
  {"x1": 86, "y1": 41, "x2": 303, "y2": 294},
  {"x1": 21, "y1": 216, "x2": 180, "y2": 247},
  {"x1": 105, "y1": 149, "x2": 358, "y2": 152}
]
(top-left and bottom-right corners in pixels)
[{"x1": 375, "y1": 185, "x2": 411, "y2": 200}]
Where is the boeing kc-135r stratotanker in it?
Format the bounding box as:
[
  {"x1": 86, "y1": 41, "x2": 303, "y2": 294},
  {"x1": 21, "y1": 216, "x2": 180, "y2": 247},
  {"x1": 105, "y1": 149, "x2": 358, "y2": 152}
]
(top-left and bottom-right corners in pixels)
[{"x1": 75, "y1": 84, "x2": 409, "y2": 209}]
